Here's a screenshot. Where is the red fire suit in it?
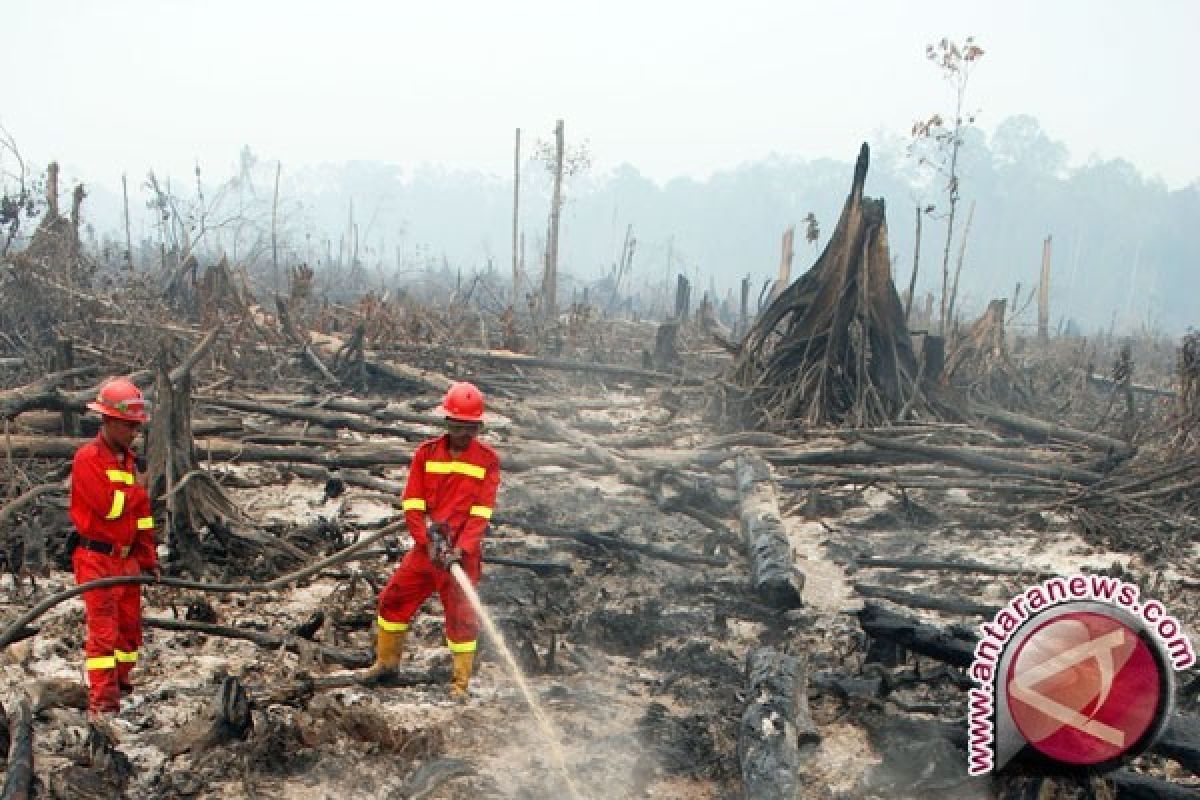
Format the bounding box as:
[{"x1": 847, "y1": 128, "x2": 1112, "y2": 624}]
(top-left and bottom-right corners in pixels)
[
  {"x1": 377, "y1": 435, "x2": 500, "y2": 653},
  {"x1": 69, "y1": 435, "x2": 158, "y2": 714}
]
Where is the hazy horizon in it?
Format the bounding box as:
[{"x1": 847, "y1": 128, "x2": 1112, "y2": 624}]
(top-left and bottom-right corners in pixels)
[{"x1": 3, "y1": 1, "x2": 1197, "y2": 192}]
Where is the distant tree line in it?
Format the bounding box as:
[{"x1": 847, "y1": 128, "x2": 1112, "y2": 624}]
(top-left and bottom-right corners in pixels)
[{"x1": 13, "y1": 116, "x2": 1197, "y2": 333}]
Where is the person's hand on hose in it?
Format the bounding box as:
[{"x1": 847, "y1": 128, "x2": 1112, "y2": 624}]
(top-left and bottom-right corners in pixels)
[{"x1": 441, "y1": 546, "x2": 463, "y2": 570}]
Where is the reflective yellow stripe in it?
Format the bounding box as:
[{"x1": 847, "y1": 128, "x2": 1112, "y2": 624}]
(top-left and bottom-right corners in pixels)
[
  {"x1": 105, "y1": 490, "x2": 126, "y2": 520},
  {"x1": 86, "y1": 655, "x2": 117, "y2": 670},
  {"x1": 425, "y1": 461, "x2": 486, "y2": 480},
  {"x1": 402, "y1": 497, "x2": 427, "y2": 512},
  {"x1": 114, "y1": 649, "x2": 138, "y2": 663},
  {"x1": 137, "y1": 516, "x2": 155, "y2": 530},
  {"x1": 469, "y1": 505, "x2": 493, "y2": 520},
  {"x1": 106, "y1": 469, "x2": 135, "y2": 485},
  {"x1": 377, "y1": 616, "x2": 409, "y2": 633},
  {"x1": 446, "y1": 638, "x2": 477, "y2": 653}
]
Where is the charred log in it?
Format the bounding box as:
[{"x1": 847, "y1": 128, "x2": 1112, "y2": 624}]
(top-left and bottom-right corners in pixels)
[
  {"x1": 735, "y1": 454, "x2": 803, "y2": 609},
  {"x1": 737, "y1": 647, "x2": 818, "y2": 800}
]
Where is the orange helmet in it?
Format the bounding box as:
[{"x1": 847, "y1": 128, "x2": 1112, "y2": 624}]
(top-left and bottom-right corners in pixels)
[
  {"x1": 86, "y1": 377, "x2": 148, "y2": 423},
  {"x1": 440, "y1": 381, "x2": 484, "y2": 422}
]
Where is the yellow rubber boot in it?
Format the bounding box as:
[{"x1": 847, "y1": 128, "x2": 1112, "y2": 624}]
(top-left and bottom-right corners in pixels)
[
  {"x1": 366, "y1": 626, "x2": 406, "y2": 679},
  {"x1": 450, "y1": 651, "x2": 474, "y2": 700}
]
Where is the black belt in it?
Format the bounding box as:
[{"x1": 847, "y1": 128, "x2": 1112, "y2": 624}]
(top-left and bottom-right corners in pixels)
[{"x1": 76, "y1": 536, "x2": 132, "y2": 558}]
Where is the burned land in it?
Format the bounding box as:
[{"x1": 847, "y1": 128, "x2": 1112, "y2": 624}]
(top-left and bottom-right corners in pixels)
[{"x1": 0, "y1": 149, "x2": 1197, "y2": 799}]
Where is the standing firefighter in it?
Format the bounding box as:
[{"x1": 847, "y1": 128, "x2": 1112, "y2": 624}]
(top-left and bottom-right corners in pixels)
[
  {"x1": 370, "y1": 381, "x2": 500, "y2": 699},
  {"x1": 69, "y1": 377, "x2": 160, "y2": 719}
]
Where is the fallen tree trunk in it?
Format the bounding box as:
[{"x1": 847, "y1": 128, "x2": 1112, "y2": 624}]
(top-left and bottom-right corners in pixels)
[
  {"x1": 1, "y1": 328, "x2": 220, "y2": 421},
  {"x1": 856, "y1": 602, "x2": 975, "y2": 668},
  {"x1": 780, "y1": 470, "x2": 1064, "y2": 495},
  {"x1": 380, "y1": 343, "x2": 703, "y2": 385},
  {"x1": 199, "y1": 396, "x2": 430, "y2": 439},
  {"x1": 738, "y1": 647, "x2": 819, "y2": 800},
  {"x1": 251, "y1": 665, "x2": 450, "y2": 706},
  {"x1": 736, "y1": 454, "x2": 804, "y2": 609},
  {"x1": 144, "y1": 617, "x2": 370, "y2": 668},
  {"x1": 0, "y1": 367, "x2": 98, "y2": 419},
  {"x1": 858, "y1": 433, "x2": 1104, "y2": 485},
  {"x1": 855, "y1": 555, "x2": 1056, "y2": 578},
  {"x1": 853, "y1": 583, "x2": 1000, "y2": 617},
  {"x1": 762, "y1": 444, "x2": 919, "y2": 469},
  {"x1": 972, "y1": 403, "x2": 1133, "y2": 456}
]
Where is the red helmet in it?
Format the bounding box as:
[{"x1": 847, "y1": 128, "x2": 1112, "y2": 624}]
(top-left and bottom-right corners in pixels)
[
  {"x1": 86, "y1": 377, "x2": 149, "y2": 423},
  {"x1": 440, "y1": 381, "x2": 484, "y2": 422}
]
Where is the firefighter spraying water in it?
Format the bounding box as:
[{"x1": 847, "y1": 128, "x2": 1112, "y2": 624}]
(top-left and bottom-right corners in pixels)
[{"x1": 367, "y1": 381, "x2": 583, "y2": 797}]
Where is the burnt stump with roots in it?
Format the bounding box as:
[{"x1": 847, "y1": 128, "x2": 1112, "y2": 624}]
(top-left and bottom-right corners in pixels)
[{"x1": 725, "y1": 143, "x2": 935, "y2": 429}]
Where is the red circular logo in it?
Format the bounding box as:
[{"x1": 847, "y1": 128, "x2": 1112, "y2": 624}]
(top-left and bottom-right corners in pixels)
[{"x1": 1005, "y1": 611, "x2": 1164, "y2": 766}]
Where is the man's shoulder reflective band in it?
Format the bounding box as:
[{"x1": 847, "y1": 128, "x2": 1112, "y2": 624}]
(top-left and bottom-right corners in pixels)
[
  {"x1": 402, "y1": 497, "x2": 426, "y2": 512},
  {"x1": 137, "y1": 516, "x2": 155, "y2": 530},
  {"x1": 377, "y1": 616, "x2": 409, "y2": 633},
  {"x1": 115, "y1": 649, "x2": 138, "y2": 663},
  {"x1": 447, "y1": 638, "x2": 477, "y2": 653},
  {"x1": 106, "y1": 469, "x2": 135, "y2": 485},
  {"x1": 469, "y1": 505, "x2": 493, "y2": 520},
  {"x1": 425, "y1": 461, "x2": 486, "y2": 480},
  {"x1": 105, "y1": 490, "x2": 126, "y2": 520}
]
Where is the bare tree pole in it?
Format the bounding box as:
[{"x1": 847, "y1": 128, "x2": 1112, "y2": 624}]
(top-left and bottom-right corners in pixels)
[
  {"x1": 945, "y1": 198, "x2": 975, "y2": 333},
  {"x1": 739, "y1": 274, "x2": 750, "y2": 335},
  {"x1": 1038, "y1": 235, "x2": 1052, "y2": 341},
  {"x1": 663, "y1": 236, "x2": 674, "y2": 318},
  {"x1": 45, "y1": 161, "x2": 59, "y2": 219},
  {"x1": 905, "y1": 205, "x2": 922, "y2": 325},
  {"x1": 511, "y1": 127, "x2": 521, "y2": 308},
  {"x1": 271, "y1": 161, "x2": 281, "y2": 292},
  {"x1": 542, "y1": 119, "x2": 565, "y2": 320},
  {"x1": 771, "y1": 226, "x2": 795, "y2": 302},
  {"x1": 122, "y1": 173, "x2": 134, "y2": 270}
]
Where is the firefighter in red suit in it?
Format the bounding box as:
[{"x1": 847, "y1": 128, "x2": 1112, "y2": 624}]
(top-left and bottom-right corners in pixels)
[
  {"x1": 370, "y1": 381, "x2": 500, "y2": 699},
  {"x1": 69, "y1": 377, "x2": 160, "y2": 718}
]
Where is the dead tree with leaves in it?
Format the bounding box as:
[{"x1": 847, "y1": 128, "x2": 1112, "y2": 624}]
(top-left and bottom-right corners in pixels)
[{"x1": 910, "y1": 36, "x2": 985, "y2": 335}]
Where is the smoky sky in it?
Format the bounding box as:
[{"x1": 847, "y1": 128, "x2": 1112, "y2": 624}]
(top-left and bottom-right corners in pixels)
[{"x1": 3, "y1": 0, "x2": 1197, "y2": 190}]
